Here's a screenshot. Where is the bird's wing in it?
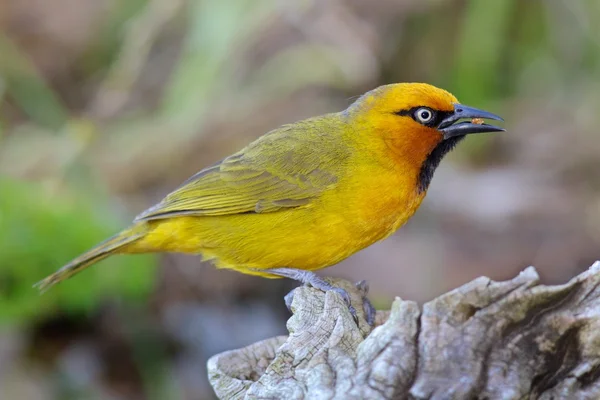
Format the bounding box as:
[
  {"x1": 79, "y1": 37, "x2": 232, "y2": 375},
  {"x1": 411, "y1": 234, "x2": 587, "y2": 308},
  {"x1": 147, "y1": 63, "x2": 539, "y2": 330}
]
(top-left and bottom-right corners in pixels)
[{"x1": 135, "y1": 121, "x2": 348, "y2": 220}]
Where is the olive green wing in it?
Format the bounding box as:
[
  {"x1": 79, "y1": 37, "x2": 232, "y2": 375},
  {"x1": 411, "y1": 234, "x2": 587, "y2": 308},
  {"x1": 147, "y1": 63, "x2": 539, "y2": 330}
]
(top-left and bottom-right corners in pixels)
[{"x1": 135, "y1": 121, "x2": 348, "y2": 221}]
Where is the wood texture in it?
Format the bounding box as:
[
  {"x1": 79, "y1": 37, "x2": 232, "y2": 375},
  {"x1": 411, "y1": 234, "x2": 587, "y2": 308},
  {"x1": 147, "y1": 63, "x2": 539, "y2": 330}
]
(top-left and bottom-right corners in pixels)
[{"x1": 208, "y1": 262, "x2": 600, "y2": 399}]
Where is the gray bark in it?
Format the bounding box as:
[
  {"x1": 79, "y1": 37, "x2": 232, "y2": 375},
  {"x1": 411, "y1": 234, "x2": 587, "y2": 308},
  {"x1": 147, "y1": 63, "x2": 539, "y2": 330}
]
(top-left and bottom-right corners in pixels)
[{"x1": 208, "y1": 262, "x2": 600, "y2": 399}]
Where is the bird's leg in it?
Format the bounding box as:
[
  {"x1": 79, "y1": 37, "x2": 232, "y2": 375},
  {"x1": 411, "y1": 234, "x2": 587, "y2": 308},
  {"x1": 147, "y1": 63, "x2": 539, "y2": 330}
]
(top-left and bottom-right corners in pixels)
[{"x1": 263, "y1": 267, "x2": 358, "y2": 321}]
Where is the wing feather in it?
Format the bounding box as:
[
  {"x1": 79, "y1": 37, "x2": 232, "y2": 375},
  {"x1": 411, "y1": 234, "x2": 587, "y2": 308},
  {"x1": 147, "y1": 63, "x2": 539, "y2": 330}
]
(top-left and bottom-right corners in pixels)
[{"x1": 135, "y1": 119, "x2": 348, "y2": 221}]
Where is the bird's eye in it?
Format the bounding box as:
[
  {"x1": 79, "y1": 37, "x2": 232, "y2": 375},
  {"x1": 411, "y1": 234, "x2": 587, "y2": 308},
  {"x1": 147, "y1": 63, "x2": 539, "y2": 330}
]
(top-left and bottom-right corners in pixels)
[{"x1": 414, "y1": 107, "x2": 434, "y2": 124}]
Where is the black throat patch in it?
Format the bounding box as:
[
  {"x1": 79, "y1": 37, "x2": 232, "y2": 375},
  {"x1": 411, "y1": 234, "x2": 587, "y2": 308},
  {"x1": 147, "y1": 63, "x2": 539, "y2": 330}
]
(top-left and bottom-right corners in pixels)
[{"x1": 417, "y1": 136, "x2": 465, "y2": 193}]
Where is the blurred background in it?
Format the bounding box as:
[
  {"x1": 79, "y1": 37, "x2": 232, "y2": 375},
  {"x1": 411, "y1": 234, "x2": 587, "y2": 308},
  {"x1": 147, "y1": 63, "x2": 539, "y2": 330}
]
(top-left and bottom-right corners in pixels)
[{"x1": 1, "y1": 0, "x2": 599, "y2": 398}]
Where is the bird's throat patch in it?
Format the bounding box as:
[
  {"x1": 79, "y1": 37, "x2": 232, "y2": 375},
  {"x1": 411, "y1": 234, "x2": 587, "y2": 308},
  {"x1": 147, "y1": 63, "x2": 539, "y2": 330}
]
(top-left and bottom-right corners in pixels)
[{"x1": 417, "y1": 136, "x2": 465, "y2": 193}]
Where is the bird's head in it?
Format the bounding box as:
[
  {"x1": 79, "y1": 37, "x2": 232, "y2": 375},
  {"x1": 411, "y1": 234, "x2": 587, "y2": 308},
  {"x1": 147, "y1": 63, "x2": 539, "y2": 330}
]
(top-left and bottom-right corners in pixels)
[{"x1": 345, "y1": 83, "x2": 504, "y2": 191}]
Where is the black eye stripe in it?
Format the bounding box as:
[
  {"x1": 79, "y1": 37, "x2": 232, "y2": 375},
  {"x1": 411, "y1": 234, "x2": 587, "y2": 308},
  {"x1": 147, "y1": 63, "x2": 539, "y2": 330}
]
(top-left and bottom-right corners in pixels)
[{"x1": 394, "y1": 107, "x2": 453, "y2": 128}]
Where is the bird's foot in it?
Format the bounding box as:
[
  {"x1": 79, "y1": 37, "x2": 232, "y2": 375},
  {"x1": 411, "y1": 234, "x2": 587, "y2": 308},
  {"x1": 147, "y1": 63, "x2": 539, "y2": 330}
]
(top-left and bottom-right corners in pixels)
[{"x1": 265, "y1": 267, "x2": 373, "y2": 324}]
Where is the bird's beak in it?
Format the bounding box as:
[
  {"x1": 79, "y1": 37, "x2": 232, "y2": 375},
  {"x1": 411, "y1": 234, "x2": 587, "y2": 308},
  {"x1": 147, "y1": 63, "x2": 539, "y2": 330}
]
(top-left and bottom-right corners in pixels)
[{"x1": 438, "y1": 103, "x2": 505, "y2": 140}]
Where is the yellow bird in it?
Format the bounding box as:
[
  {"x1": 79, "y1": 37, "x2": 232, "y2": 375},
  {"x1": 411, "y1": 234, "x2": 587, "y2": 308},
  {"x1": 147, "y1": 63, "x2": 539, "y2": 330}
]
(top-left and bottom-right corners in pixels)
[{"x1": 36, "y1": 83, "x2": 503, "y2": 321}]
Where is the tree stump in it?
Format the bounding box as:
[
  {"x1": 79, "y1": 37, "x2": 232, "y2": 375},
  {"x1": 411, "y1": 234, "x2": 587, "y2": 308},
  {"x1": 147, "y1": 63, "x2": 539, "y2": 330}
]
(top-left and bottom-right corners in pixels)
[{"x1": 208, "y1": 262, "x2": 600, "y2": 399}]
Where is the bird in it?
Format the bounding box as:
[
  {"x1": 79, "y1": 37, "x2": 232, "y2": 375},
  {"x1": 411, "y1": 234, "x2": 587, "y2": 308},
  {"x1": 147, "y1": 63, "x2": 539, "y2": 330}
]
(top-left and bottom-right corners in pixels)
[{"x1": 35, "y1": 83, "x2": 504, "y2": 322}]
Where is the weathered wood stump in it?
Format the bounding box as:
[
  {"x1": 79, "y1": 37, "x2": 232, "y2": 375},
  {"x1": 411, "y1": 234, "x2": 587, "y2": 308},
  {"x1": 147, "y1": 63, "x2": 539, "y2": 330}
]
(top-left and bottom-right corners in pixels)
[{"x1": 208, "y1": 262, "x2": 600, "y2": 399}]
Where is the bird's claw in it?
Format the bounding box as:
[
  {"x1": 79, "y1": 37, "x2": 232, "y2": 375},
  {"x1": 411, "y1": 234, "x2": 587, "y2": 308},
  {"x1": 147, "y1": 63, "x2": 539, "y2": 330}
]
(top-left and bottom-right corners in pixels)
[
  {"x1": 264, "y1": 268, "x2": 370, "y2": 326},
  {"x1": 331, "y1": 287, "x2": 358, "y2": 323},
  {"x1": 284, "y1": 289, "x2": 295, "y2": 312},
  {"x1": 355, "y1": 280, "x2": 376, "y2": 326},
  {"x1": 284, "y1": 285, "x2": 358, "y2": 322}
]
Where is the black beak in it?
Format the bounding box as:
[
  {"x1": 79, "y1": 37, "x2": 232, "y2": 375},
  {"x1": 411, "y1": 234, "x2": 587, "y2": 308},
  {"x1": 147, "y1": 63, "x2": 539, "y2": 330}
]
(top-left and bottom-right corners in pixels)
[{"x1": 438, "y1": 104, "x2": 505, "y2": 140}]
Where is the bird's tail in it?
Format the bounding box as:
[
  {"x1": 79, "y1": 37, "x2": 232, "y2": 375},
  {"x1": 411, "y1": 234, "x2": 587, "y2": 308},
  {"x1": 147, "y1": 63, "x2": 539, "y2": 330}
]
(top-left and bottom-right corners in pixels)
[{"x1": 34, "y1": 224, "x2": 147, "y2": 293}]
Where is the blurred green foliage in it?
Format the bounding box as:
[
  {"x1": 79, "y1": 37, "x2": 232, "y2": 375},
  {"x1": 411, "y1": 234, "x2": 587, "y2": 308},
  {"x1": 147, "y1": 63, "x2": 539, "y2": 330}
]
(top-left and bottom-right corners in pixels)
[
  {"x1": 0, "y1": 35, "x2": 69, "y2": 130},
  {"x1": 0, "y1": 177, "x2": 156, "y2": 323}
]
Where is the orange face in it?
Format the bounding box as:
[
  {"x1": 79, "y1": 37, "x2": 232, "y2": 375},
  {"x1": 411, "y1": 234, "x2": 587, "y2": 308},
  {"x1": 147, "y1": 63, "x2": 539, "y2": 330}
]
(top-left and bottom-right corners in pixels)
[
  {"x1": 346, "y1": 83, "x2": 458, "y2": 167},
  {"x1": 344, "y1": 83, "x2": 504, "y2": 190}
]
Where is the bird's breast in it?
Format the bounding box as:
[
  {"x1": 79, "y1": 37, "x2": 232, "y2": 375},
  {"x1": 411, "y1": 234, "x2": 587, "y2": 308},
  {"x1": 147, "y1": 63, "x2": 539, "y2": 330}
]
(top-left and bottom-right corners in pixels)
[{"x1": 319, "y1": 164, "x2": 425, "y2": 246}]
